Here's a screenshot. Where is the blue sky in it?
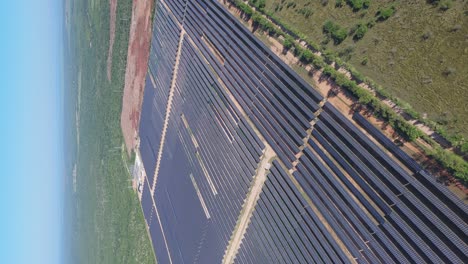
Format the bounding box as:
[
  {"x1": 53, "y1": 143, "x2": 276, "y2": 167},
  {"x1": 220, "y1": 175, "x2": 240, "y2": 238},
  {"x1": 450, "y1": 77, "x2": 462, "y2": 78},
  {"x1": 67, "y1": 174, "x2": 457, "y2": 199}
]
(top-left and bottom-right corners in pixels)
[{"x1": 0, "y1": 1, "x2": 63, "y2": 263}]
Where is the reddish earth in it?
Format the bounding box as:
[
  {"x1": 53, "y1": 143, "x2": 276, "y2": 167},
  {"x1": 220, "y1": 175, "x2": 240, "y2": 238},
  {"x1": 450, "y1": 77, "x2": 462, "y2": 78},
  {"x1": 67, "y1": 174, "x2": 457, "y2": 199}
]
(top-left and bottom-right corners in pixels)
[
  {"x1": 107, "y1": 0, "x2": 118, "y2": 82},
  {"x1": 121, "y1": 0, "x2": 153, "y2": 154}
]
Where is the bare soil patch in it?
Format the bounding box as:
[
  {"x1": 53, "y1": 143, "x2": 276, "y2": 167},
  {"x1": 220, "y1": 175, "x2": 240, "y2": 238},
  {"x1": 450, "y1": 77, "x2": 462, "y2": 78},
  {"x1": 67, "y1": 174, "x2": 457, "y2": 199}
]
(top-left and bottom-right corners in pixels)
[{"x1": 121, "y1": 0, "x2": 153, "y2": 154}]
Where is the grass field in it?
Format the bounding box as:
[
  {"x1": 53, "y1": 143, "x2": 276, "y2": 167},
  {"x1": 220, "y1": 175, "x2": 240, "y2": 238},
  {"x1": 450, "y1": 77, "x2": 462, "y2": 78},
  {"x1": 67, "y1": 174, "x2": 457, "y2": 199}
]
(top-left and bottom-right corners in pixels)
[
  {"x1": 67, "y1": 0, "x2": 155, "y2": 263},
  {"x1": 262, "y1": 0, "x2": 468, "y2": 138}
]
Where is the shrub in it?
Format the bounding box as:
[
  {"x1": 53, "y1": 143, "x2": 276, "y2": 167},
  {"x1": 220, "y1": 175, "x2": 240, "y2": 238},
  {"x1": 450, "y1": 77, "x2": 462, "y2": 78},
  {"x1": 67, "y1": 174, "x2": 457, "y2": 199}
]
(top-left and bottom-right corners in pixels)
[
  {"x1": 429, "y1": 147, "x2": 468, "y2": 183},
  {"x1": 460, "y1": 142, "x2": 468, "y2": 153},
  {"x1": 392, "y1": 118, "x2": 423, "y2": 141},
  {"x1": 300, "y1": 49, "x2": 314, "y2": 63},
  {"x1": 367, "y1": 19, "x2": 376, "y2": 28},
  {"x1": 237, "y1": 2, "x2": 253, "y2": 17},
  {"x1": 334, "y1": 72, "x2": 349, "y2": 86},
  {"x1": 347, "y1": 0, "x2": 370, "y2": 11},
  {"x1": 333, "y1": 28, "x2": 348, "y2": 44},
  {"x1": 251, "y1": 14, "x2": 278, "y2": 36},
  {"x1": 443, "y1": 67, "x2": 456, "y2": 76},
  {"x1": 252, "y1": 0, "x2": 266, "y2": 11},
  {"x1": 306, "y1": 40, "x2": 320, "y2": 52},
  {"x1": 351, "y1": 69, "x2": 365, "y2": 83},
  {"x1": 323, "y1": 20, "x2": 339, "y2": 34},
  {"x1": 404, "y1": 106, "x2": 421, "y2": 120},
  {"x1": 335, "y1": 0, "x2": 344, "y2": 7},
  {"x1": 439, "y1": 0, "x2": 452, "y2": 11},
  {"x1": 361, "y1": 57, "x2": 368, "y2": 65},
  {"x1": 334, "y1": 57, "x2": 345, "y2": 68},
  {"x1": 322, "y1": 65, "x2": 337, "y2": 77},
  {"x1": 354, "y1": 23, "x2": 368, "y2": 40},
  {"x1": 312, "y1": 56, "x2": 325, "y2": 69},
  {"x1": 293, "y1": 44, "x2": 304, "y2": 57},
  {"x1": 282, "y1": 36, "x2": 294, "y2": 50},
  {"x1": 358, "y1": 90, "x2": 374, "y2": 104},
  {"x1": 376, "y1": 5, "x2": 396, "y2": 21},
  {"x1": 323, "y1": 20, "x2": 348, "y2": 44},
  {"x1": 251, "y1": 13, "x2": 263, "y2": 25},
  {"x1": 338, "y1": 45, "x2": 355, "y2": 61}
]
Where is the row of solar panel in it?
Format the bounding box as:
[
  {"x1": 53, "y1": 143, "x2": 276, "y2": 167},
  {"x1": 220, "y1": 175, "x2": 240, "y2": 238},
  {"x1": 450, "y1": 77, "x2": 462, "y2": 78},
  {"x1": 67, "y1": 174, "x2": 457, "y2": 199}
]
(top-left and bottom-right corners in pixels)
[
  {"x1": 174, "y1": 39, "x2": 262, "y2": 240},
  {"x1": 164, "y1": 0, "x2": 187, "y2": 24},
  {"x1": 352, "y1": 111, "x2": 468, "y2": 220},
  {"x1": 140, "y1": 2, "x2": 227, "y2": 262},
  {"x1": 147, "y1": 2, "x2": 180, "y2": 114},
  {"x1": 182, "y1": 0, "x2": 325, "y2": 169},
  {"x1": 142, "y1": 0, "x2": 468, "y2": 263},
  {"x1": 141, "y1": 27, "x2": 266, "y2": 263},
  {"x1": 236, "y1": 161, "x2": 352, "y2": 263},
  {"x1": 139, "y1": 78, "x2": 163, "y2": 185},
  {"x1": 297, "y1": 103, "x2": 468, "y2": 263},
  {"x1": 152, "y1": 120, "x2": 214, "y2": 264},
  {"x1": 139, "y1": 1, "x2": 182, "y2": 188},
  {"x1": 321, "y1": 104, "x2": 467, "y2": 238}
]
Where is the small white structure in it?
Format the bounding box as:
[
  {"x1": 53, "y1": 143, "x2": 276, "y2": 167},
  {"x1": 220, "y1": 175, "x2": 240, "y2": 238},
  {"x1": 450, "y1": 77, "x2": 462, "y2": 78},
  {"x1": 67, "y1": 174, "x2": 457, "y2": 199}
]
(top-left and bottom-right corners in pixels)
[{"x1": 132, "y1": 151, "x2": 147, "y2": 199}]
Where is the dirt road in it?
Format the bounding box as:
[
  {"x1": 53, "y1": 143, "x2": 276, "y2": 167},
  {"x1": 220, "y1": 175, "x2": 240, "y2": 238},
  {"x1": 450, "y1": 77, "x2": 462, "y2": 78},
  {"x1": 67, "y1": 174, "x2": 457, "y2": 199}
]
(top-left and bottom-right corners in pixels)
[
  {"x1": 121, "y1": 0, "x2": 154, "y2": 154},
  {"x1": 223, "y1": 146, "x2": 275, "y2": 264},
  {"x1": 106, "y1": 0, "x2": 117, "y2": 82}
]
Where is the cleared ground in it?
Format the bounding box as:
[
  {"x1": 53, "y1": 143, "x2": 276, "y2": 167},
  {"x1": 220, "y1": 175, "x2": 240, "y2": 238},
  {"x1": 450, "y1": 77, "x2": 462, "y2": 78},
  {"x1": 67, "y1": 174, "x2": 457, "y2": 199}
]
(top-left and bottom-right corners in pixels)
[
  {"x1": 121, "y1": 0, "x2": 154, "y2": 154},
  {"x1": 263, "y1": 0, "x2": 468, "y2": 138}
]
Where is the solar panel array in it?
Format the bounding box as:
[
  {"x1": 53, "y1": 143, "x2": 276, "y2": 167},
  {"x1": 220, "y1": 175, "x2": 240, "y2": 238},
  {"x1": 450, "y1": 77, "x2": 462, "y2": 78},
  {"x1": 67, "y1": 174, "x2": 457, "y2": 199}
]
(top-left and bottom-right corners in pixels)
[
  {"x1": 237, "y1": 161, "x2": 349, "y2": 264},
  {"x1": 139, "y1": 0, "x2": 468, "y2": 263}
]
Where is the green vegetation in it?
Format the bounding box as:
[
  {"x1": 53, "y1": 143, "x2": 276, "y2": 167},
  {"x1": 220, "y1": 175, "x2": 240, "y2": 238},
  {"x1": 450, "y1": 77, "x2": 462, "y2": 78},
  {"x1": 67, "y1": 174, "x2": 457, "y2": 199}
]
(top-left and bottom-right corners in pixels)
[
  {"x1": 376, "y1": 5, "x2": 396, "y2": 21},
  {"x1": 229, "y1": 0, "x2": 468, "y2": 182},
  {"x1": 425, "y1": 146, "x2": 468, "y2": 183},
  {"x1": 252, "y1": 13, "x2": 278, "y2": 36},
  {"x1": 347, "y1": 0, "x2": 370, "y2": 11},
  {"x1": 257, "y1": 0, "x2": 468, "y2": 142},
  {"x1": 68, "y1": 0, "x2": 156, "y2": 263},
  {"x1": 250, "y1": 0, "x2": 267, "y2": 11},
  {"x1": 236, "y1": 1, "x2": 254, "y2": 17},
  {"x1": 323, "y1": 20, "x2": 348, "y2": 44},
  {"x1": 353, "y1": 22, "x2": 368, "y2": 40},
  {"x1": 322, "y1": 65, "x2": 423, "y2": 141},
  {"x1": 282, "y1": 35, "x2": 294, "y2": 50}
]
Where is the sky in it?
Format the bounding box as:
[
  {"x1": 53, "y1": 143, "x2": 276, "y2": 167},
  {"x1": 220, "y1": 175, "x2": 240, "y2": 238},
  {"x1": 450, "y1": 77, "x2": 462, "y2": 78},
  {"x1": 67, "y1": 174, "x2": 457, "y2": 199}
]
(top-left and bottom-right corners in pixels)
[{"x1": 0, "y1": 1, "x2": 64, "y2": 263}]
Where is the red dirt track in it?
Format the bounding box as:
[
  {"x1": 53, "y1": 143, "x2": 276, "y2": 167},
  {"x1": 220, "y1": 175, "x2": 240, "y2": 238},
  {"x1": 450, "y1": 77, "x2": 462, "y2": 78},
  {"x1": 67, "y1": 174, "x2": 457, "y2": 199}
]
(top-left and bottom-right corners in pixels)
[{"x1": 121, "y1": 0, "x2": 153, "y2": 154}]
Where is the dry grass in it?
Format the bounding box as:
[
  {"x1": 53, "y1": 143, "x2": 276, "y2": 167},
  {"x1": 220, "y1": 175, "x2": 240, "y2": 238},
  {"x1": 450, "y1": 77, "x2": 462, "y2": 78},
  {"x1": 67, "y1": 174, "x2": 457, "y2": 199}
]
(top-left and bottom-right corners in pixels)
[{"x1": 264, "y1": 0, "x2": 468, "y2": 137}]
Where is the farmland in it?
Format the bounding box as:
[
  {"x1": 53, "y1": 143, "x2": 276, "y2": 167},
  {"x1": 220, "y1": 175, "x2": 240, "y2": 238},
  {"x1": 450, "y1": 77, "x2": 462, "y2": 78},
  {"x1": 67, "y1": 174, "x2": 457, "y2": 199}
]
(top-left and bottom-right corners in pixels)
[
  {"x1": 261, "y1": 0, "x2": 468, "y2": 138},
  {"x1": 66, "y1": 0, "x2": 155, "y2": 263}
]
